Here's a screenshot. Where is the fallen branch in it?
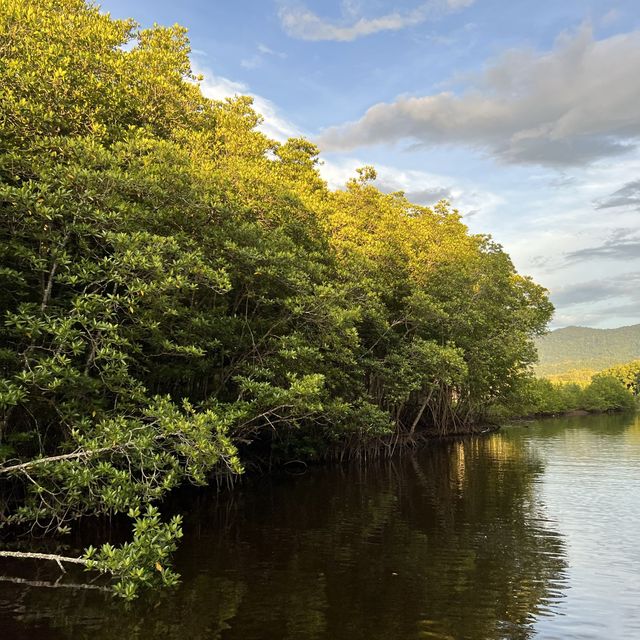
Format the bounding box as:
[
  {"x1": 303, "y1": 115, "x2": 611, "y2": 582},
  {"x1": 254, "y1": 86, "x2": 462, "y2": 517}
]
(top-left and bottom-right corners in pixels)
[{"x1": 0, "y1": 550, "x2": 88, "y2": 573}]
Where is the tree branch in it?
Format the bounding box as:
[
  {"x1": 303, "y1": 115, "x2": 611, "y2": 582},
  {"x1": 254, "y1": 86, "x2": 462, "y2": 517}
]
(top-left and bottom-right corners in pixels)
[
  {"x1": 0, "y1": 550, "x2": 88, "y2": 573},
  {"x1": 0, "y1": 447, "x2": 113, "y2": 476}
]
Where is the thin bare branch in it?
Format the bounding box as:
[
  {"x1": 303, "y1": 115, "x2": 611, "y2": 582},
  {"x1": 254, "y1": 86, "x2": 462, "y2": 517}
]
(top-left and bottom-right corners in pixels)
[
  {"x1": 0, "y1": 447, "x2": 113, "y2": 476},
  {"x1": 0, "y1": 550, "x2": 88, "y2": 568}
]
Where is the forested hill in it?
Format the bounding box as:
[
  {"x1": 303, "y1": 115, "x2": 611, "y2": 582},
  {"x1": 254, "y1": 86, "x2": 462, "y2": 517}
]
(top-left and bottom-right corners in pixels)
[{"x1": 535, "y1": 324, "x2": 640, "y2": 376}]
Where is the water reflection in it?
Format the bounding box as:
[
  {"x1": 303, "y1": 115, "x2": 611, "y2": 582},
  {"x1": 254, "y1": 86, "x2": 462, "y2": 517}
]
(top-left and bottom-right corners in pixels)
[{"x1": 8, "y1": 416, "x2": 640, "y2": 639}]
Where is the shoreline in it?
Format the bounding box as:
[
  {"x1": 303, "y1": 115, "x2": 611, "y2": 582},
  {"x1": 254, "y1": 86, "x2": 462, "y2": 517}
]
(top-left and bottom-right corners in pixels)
[{"x1": 502, "y1": 407, "x2": 635, "y2": 423}]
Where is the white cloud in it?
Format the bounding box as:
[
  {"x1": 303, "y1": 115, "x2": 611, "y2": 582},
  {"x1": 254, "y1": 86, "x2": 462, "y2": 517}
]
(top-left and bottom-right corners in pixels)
[
  {"x1": 194, "y1": 65, "x2": 302, "y2": 142},
  {"x1": 595, "y1": 179, "x2": 640, "y2": 211},
  {"x1": 549, "y1": 273, "x2": 640, "y2": 329},
  {"x1": 241, "y1": 43, "x2": 287, "y2": 70},
  {"x1": 257, "y1": 43, "x2": 286, "y2": 58},
  {"x1": 468, "y1": 149, "x2": 640, "y2": 328},
  {"x1": 319, "y1": 155, "x2": 502, "y2": 217},
  {"x1": 550, "y1": 304, "x2": 640, "y2": 329},
  {"x1": 278, "y1": 0, "x2": 475, "y2": 42},
  {"x1": 601, "y1": 8, "x2": 621, "y2": 26},
  {"x1": 240, "y1": 55, "x2": 262, "y2": 70},
  {"x1": 318, "y1": 25, "x2": 640, "y2": 166}
]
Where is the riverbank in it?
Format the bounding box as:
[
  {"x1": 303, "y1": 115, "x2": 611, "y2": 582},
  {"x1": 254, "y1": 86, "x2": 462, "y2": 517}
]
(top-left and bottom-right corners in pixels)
[{"x1": 504, "y1": 406, "x2": 637, "y2": 423}]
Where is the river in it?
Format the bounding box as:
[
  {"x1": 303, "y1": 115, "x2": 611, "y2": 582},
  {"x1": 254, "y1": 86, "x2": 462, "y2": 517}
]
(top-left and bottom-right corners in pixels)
[{"x1": 2, "y1": 413, "x2": 640, "y2": 639}]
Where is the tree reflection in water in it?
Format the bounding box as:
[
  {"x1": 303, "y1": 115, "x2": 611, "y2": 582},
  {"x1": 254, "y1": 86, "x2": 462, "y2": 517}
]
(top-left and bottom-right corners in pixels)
[{"x1": 1, "y1": 429, "x2": 569, "y2": 640}]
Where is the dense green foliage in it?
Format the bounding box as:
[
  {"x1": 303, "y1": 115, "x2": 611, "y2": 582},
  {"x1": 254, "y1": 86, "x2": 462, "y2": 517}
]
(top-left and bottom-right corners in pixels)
[
  {"x1": 535, "y1": 324, "x2": 640, "y2": 377},
  {"x1": 496, "y1": 373, "x2": 637, "y2": 418},
  {"x1": 598, "y1": 360, "x2": 640, "y2": 397},
  {"x1": 0, "y1": 0, "x2": 552, "y2": 596},
  {"x1": 512, "y1": 356, "x2": 640, "y2": 418},
  {"x1": 544, "y1": 368, "x2": 597, "y2": 385}
]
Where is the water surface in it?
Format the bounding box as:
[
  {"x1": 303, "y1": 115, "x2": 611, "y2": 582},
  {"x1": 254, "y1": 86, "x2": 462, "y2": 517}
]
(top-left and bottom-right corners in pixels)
[{"x1": 2, "y1": 413, "x2": 640, "y2": 639}]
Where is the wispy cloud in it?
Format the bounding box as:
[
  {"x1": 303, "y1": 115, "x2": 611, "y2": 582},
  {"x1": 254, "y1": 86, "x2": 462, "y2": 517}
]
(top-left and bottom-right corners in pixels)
[
  {"x1": 194, "y1": 65, "x2": 301, "y2": 141},
  {"x1": 550, "y1": 272, "x2": 640, "y2": 327},
  {"x1": 278, "y1": 0, "x2": 474, "y2": 42},
  {"x1": 319, "y1": 155, "x2": 501, "y2": 216},
  {"x1": 565, "y1": 229, "x2": 640, "y2": 263},
  {"x1": 318, "y1": 25, "x2": 640, "y2": 166},
  {"x1": 601, "y1": 8, "x2": 621, "y2": 26},
  {"x1": 595, "y1": 179, "x2": 640, "y2": 210},
  {"x1": 552, "y1": 272, "x2": 640, "y2": 306},
  {"x1": 241, "y1": 43, "x2": 287, "y2": 70},
  {"x1": 551, "y1": 302, "x2": 640, "y2": 328}
]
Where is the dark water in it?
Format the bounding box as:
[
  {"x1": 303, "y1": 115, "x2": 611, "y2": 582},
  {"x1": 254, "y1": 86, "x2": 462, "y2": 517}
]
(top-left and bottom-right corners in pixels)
[{"x1": 2, "y1": 413, "x2": 640, "y2": 639}]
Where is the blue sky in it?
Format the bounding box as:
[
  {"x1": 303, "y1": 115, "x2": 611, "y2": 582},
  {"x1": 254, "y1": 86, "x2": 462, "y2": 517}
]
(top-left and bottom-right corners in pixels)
[{"x1": 99, "y1": 0, "x2": 640, "y2": 329}]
